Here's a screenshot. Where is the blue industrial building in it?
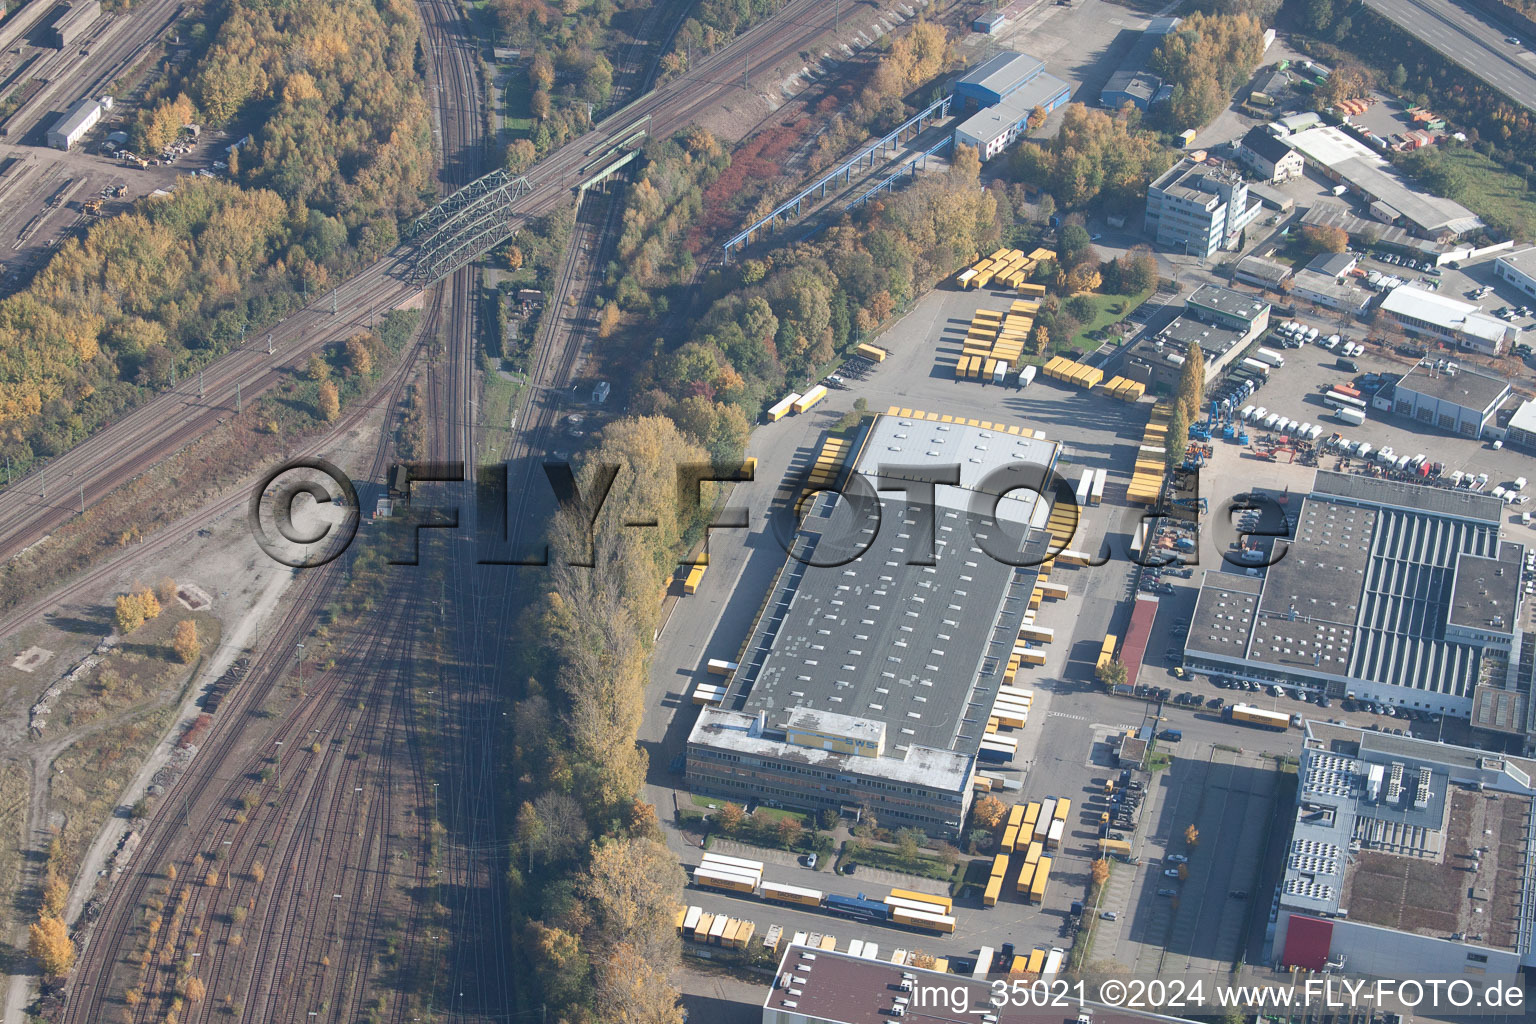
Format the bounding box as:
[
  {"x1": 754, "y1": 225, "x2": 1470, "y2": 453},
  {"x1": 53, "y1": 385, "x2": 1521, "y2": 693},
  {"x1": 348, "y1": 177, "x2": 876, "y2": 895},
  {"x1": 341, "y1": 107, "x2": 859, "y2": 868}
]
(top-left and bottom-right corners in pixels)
[
  {"x1": 950, "y1": 51, "x2": 1072, "y2": 161},
  {"x1": 952, "y1": 51, "x2": 1046, "y2": 113}
]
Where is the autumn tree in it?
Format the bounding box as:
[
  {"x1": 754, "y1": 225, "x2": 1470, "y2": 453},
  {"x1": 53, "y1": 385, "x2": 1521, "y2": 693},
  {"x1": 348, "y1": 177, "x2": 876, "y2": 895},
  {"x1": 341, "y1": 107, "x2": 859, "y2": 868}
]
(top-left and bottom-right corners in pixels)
[
  {"x1": 29, "y1": 915, "x2": 74, "y2": 976},
  {"x1": 1032, "y1": 322, "x2": 1051, "y2": 357},
  {"x1": 116, "y1": 594, "x2": 147, "y2": 634},
  {"x1": 1091, "y1": 858, "x2": 1111, "y2": 885},
  {"x1": 344, "y1": 335, "x2": 373, "y2": 377},
  {"x1": 1027, "y1": 105, "x2": 1048, "y2": 130},
  {"x1": 578, "y1": 837, "x2": 685, "y2": 966},
  {"x1": 1185, "y1": 824, "x2": 1200, "y2": 847},
  {"x1": 514, "y1": 791, "x2": 590, "y2": 871},
  {"x1": 1166, "y1": 405, "x2": 1190, "y2": 473},
  {"x1": 1105, "y1": 246, "x2": 1159, "y2": 294},
  {"x1": 306, "y1": 353, "x2": 330, "y2": 383},
  {"x1": 1300, "y1": 224, "x2": 1349, "y2": 256},
  {"x1": 971, "y1": 795, "x2": 1006, "y2": 830},
  {"x1": 597, "y1": 302, "x2": 621, "y2": 339},
  {"x1": 184, "y1": 977, "x2": 206, "y2": 1004},
  {"x1": 1096, "y1": 658, "x2": 1128, "y2": 689},
  {"x1": 115, "y1": 587, "x2": 161, "y2": 633},
  {"x1": 172, "y1": 620, "x2": 201, "y2": 664},
  {"x1": 155, "y1": 578, "x2": 178, "y2": 605},
  {"x1": 317, "y1": 381, "x2": 340, "y2": 423},
  {"x1": 593, "y1": 940, "x2": 686, "y2": 1024},
  {"x1": 1177, "y1": 340, "x2": 1205, "y2": 420}
]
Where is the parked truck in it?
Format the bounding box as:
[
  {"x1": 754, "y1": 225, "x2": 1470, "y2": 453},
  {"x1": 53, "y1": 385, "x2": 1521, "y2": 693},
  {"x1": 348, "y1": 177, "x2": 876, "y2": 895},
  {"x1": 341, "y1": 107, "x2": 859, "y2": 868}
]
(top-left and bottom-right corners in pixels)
[
  {"x1": 1334, "y1": 406, "x2": 1366, "y2": 426},
  {"x1": 1253, "y1": 347, "x2": 1285, "y2": 368}
]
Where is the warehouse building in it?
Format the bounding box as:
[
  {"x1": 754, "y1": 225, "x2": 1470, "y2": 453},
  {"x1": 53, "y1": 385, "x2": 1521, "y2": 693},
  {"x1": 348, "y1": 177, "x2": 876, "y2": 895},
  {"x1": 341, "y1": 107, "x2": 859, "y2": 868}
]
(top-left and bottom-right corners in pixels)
[
  {"x1": 1272, "y1": 722, "x2": 1536, "y2": 976},
  {"x1": 1238, "y1": 126, "x2": 1304, "y2": 183},
  {"x1": 1494, "y1": 246, "x2": 1536, "y2": 301},
  {"x1": 1378, "y1": 285, "x2": 1514, "y2": 356},
  {"x1": 1390, "y1": 361, "x2": 1512, "y2": 439},
  {"x1": 687, "y1": 415, "x2": 1060, "y2": 838},
  {"x1": 1100, "y1": 70, "x2": 1164, "y2": 112},
  {"x1": 952, "y1": 75, "x2": 1072, "y2": 160},
  {"x1": 1507, "y1": 399, "x2": 1536, "y2": 454},
  {"x1": 1095, "y1": 16, "x2": 1180, "y2": 110},
  {"x1": 1122, "y1": 286, "x2": 1267, "y2": 391},
  {"x1": 1233, "y1": 254, "x2": 1293, "y2": 291},
  {"x1": 1282, "y1": 127, "x2": 1483, "y2": 241},
  {"x1": 1185, "y1": 283, "x2": 1272, "y2": 340},
  {"x1": 1290, "y1": 253, "x2": 1367, "y2": 313},
  {"x1": 1144, "y1": 156, "x2": 1264, "y2": 258},
  {"x1": 1182, "y1": 473, "x2": 1522, "y2": 720},
  {"x1": 949, "y1": 51, "x2": 1071, "y2": 161},
  {"x1": 48, "y1": 0, "x2": 99, "y2": 48},
  {"x1": 951, "y1": 51, "x2": 1045, "y2": 113},
  {"x1": 45, "y1": 96, "x2": 102, "y2": 151}
]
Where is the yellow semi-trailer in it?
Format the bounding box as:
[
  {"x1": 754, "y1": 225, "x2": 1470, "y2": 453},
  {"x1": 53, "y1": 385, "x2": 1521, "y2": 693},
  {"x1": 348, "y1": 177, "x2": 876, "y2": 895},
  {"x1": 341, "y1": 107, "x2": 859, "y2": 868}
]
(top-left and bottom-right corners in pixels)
[
  {"x1": 792, "y1": 385, "x2": 827, "y2": 414},
  {"x1": 692, "y1": 866, "x2": 757, "y2": 894},
  {"x1": 760, "y1": 881, "x2": 824, "y2": 907},
  {"x1": 983, "y1": 874, "x2": 1003, "y2": 908},
  {"x1": 1097, "y1": 634, "x2": 1118, "y2": 671},
  {"x1": 889, "y1": 908, "x2": 957, "y2": 934},
  {"x1": 957, "y1": 268, "x2": 979, "y2": 288},
  {"x1": 1025, "y1": 840, "x2": 1044, "y2": 864},
  {"x1": 856, "y1": 343, "x2": 887, "y2": 362},
  {"x1": 1014, "y1": 860, "x2": 1035, "y2": 893},
  {"x1": 1030, "y1": 857, "x2": 1051, "y2": 903},
  {"x1": 766, "y1": 393, "x2": 801, "y2": 421},
  {"x1": 1007, "y1": 803, "x2": 1026, "y2": 829},
  {"x1": 681, "y1": 905, "x2": 702, "y2": 935},
  {"x1": 888, "y1": 888, "x2": 952, "y2": 913},
  {"x1": 1026, "y1": 948, "x2": 1047, "y2": 977},
  {"x1": 1098, "y1": 838, "x2": 1132, "y2": 857},
  {"x1": 683, "y1": 565, "x2": 706, "y2": 594},
  {"x1": 884, "y1": 895, "x2": 950, "y2": 917},
  {"x1": 991, "y1": 853, "x2": 1009, "y2": 877},
  {"x1": 1021, "y1": 802, "x2": 1041, "y2": 834},
  {"x1": 693, "y1": 912, "x2": 715, "y2": 942},
  {"x1": 1053, "y1": 798, "x2": 1072, "y2": 823},
  {"x1": 732, "y1": 921, "x2": 756, "y2": 949}
]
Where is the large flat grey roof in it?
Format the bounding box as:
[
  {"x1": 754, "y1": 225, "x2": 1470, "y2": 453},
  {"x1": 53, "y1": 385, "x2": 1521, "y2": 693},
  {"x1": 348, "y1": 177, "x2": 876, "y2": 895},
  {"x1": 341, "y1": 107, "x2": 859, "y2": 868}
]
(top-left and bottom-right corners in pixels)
[
  {"x1": 1187, "y1": 475, "x2": 1508, "y2": 701},
  {"x1": 1312, "y1": 469, "x2": 1504, "y2": 524},
  {"x1": 1186, "y1": 571, "x2": 1262, "y2": 663},
  {"x1": 1395, "y1": 363, "x2": 1511, "y2": 416},
  {"x1": 721, "y1": 416, "x2": 1057, "y2": 758},
  {"x1": 1155, "y1": 315, "x2": 1247, "y2": 357},
  {"x1": 1448, "y1": 544, "x2": 1522, "y2": 636},
  {"x1": 1187, "y1": 283, "x2": 1269, "y2": 323}
]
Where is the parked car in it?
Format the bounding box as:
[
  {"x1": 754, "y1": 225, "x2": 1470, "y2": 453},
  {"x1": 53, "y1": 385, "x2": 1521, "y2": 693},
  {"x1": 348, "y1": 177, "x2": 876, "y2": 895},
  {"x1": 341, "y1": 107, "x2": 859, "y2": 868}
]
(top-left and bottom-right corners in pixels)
[
  {"x1": 1163, "y1": 868, "x2": 1181, "y2": 878},
  {"x1": 1157, "y1": 888, "x2": 1177, "y2": 897},
  {"x1": 1166, "y1": 854, "x2": 1188, "y2": 863},
  {"x1": 1100, "y1": 910, "x2": 1119, "y2": 921},
  {"x1": 804, "y1": 853, "x2": 818, "y2": 869}
]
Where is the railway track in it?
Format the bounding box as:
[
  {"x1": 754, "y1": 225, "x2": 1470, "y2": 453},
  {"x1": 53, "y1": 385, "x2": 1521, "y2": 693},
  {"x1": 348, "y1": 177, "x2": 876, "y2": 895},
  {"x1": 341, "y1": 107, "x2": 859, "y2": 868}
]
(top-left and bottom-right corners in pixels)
[{"x1": 0, "y1": 0, "x2": 874, "y2": 564}]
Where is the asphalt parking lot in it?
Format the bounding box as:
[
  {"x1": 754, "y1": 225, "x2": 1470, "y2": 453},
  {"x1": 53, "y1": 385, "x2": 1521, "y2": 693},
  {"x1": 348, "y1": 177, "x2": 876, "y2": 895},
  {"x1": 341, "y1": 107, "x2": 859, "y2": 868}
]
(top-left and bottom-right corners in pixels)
[{"x1": 1088, "y1": 743, "x2": 1281, "y2": 974}]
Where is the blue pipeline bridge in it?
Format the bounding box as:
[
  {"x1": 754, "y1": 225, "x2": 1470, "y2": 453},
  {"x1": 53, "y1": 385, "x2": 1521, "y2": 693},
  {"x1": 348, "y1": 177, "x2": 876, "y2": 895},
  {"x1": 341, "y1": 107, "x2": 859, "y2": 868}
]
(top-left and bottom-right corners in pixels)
[{"x1": 721, "y1": 94, "x2": 953, "y2": 262}]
